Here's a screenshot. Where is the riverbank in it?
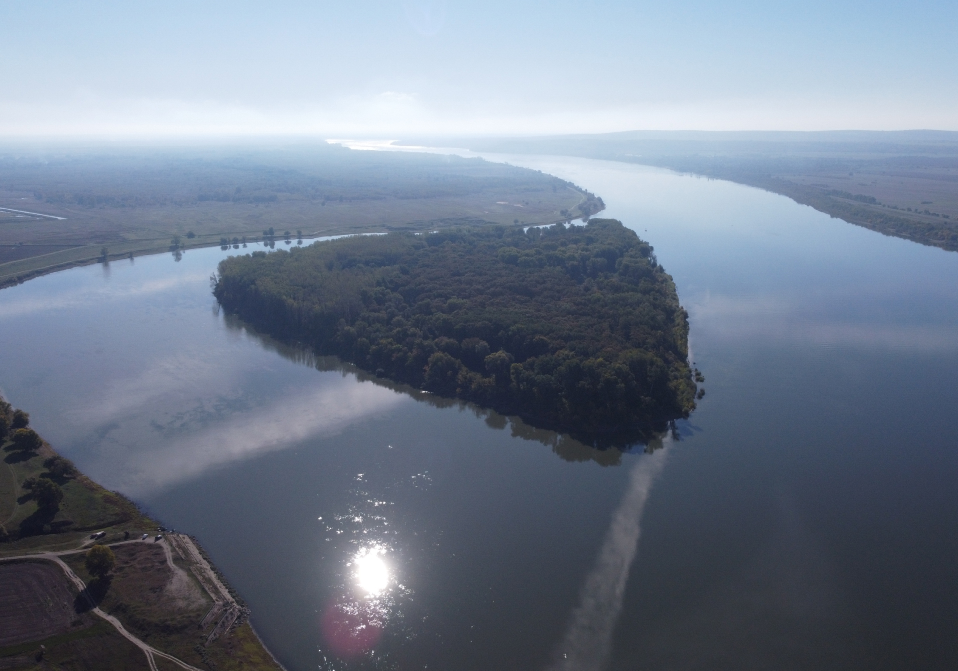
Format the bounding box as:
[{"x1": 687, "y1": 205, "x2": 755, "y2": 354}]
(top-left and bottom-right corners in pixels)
[
  {"x1": 1, "y1": 149, "x2": 957, "y2": 668},
  {"x1": 0, "y1": 396, "x2": 283, "y2": 670},
  {"x1": 437, "y1": 131, "x2": 958, "y2": 253},
  {"x1": 0, "y1": 141, "x2": 595, "y2": 289}
]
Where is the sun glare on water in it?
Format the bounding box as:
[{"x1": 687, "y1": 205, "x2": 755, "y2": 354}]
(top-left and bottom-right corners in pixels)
[{"x1": 355, "y1": 547, "x2": 390, "y2": 596}]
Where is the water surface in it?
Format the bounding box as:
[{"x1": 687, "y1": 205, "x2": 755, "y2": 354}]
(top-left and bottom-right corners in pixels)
[{"x1": 1, "y1": 155, "x2": 957, "y2": 669}]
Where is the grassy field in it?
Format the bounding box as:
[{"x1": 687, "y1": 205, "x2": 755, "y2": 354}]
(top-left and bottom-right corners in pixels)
[
  {"x1": 63, "y1": 544, "x2": 281, "y2": 671},
  {"x1": 0, "y1": 560, "x2": 150, "y2": 669},
  {"x1": 0, "y1": 616, "x2": 148, "y2": 670},
  {"x1": 0, "y1": 440, "x2": 148, "y2": 555},
  {"x1": 0, "y1": 140, "x2": 595, "y2": 287},
  {"x1": 0, "y1": 397, "x2": 283, "y2": 670},
  {"x1": 446, "y1": 130, "x2": 958, "y2": 252}
]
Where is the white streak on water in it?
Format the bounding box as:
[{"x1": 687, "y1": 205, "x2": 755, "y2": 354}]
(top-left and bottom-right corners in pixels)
[
  {"x1": 552, "y1": 447, "x2": 668, "y2": 671},
  {"x1": 114, "y1": 379, "x2": 406, "y2": 495}
]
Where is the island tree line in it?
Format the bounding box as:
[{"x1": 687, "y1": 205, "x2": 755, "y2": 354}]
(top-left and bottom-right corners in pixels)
[{"x1": 213, "y1": 219, "x2": 696, "y2": 443}]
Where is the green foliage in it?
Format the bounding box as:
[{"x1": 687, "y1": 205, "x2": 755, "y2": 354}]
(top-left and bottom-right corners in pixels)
[
  {"x1": 215, "y1": 219, "x2": 695, "y2": 442},
  {"x1": 826, "y1": 189, "x2": 878, "y2": 205},
  {"x1": 33, "y1": 478, "x2": 63, "y2": 512},
  {"x1": 85, "y1": 544, "x2": 116, "y2": 578},
  {"x1": 11, "y1": 427, "x2": 41, "y2": 452},
  {"x1": 11, "y1": 409, "x2": 29, "y2": 429},
  {"x1": 44, "y1": 455, "x2": 78, "y2": 480}
]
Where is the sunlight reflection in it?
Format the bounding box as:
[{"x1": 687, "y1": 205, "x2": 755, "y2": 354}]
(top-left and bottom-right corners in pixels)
[{"x1": 354, "y1": 546, "x2": 390, "y2": 596}]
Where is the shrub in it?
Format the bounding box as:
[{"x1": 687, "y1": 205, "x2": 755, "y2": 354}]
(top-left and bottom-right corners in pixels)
[
  {"x1": 11, "y1": 409, "x2": 29, "y2": 429},
  {"x1": 12, "y1": 428, "x2": 41, "y2": 452}
]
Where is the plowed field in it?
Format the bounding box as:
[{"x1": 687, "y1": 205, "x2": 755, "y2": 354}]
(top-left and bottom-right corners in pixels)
[{"x1": 0, "y1": 561, "x2": 79, "y2": 646}]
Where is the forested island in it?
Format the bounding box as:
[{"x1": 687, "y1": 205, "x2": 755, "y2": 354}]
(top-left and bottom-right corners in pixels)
[{"x1": 214, "y1": 219, "x2": 697, "y2": 443}]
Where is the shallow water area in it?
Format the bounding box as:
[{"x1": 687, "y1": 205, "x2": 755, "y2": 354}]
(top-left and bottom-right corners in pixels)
[{"x1": 1, "y1": 153, "x2": 957, "y2": 669}]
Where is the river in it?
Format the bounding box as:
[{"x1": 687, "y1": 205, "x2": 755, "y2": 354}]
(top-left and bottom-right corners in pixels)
[{"x1": 1, "y1": 153, "x2": 956, "y2": 670}]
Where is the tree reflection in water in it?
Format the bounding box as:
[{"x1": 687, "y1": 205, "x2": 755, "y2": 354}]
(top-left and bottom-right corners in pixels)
[{"x1": 223, "y1": 312, "x2": 674, "y2": 467}]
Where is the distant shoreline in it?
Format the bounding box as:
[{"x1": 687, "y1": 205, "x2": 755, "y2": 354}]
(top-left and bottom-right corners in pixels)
[{"x1": 432, "y1": 133, "x2": 958, "y2": 253}]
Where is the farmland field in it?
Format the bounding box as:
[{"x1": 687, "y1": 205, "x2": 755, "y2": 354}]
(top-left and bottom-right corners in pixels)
[{"x1": 0, "y1": 141, "x2": 595, "y2": 286}]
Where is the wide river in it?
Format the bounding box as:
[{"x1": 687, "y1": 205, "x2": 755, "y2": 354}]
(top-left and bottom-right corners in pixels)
[{"x1": 1, "y1": 153, "x2": 957, "y2": 670}]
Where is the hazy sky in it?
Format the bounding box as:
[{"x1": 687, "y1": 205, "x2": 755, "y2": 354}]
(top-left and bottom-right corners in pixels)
[{"x1": 2, "y1": 0, "x2": 955, "y2": 136}]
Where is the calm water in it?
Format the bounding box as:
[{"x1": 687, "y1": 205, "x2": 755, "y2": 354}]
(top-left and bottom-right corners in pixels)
[{"x1": 1, "y1": 155, "x2": 957, "y2": 670}]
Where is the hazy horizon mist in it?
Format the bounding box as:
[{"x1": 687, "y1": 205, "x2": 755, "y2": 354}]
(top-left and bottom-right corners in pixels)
[{"x1": 2, "y1": 0, "x2": 956, "y2": 137}]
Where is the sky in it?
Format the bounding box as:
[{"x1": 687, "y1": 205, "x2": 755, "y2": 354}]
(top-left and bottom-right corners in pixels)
[{"x1": 1, "y1": 0, "x2": 956, "y2": 137}]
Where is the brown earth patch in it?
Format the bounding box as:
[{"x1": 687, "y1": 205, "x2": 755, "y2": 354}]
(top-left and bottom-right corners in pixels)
[
  {"x1": 0, "y1": 560, "x2": 88, "y2": 646},
  {"x1": 110, "y1": 542, "x2": 208, "y2": 613},
  {"x1": 65, "y1": 542, "x2": 211, "y2": 647}
]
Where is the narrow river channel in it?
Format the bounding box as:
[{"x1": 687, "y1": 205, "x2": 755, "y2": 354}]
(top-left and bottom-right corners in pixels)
[{"x1": 1, "y1": 153, "x2": 956, "y2": 670}]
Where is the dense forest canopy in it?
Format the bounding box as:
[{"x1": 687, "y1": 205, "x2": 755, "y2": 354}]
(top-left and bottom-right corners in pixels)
[{"x1": 214, "y1": 219, "x2": 696, "y2": 444}]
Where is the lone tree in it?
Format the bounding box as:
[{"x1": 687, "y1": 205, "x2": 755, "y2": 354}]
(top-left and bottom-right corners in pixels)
[
  {"x1": 11, "y1": 409, "x2": 29, "y2": 429},
  {"x1": 44, "y1": 456, "x2": 78, "y2": 480},
  {"x1": 12, "y1": 428, "x2": 42, "y2": 453},
  {"x1": 85, "y1": 545, "x2": 115, "y2": 579},
  {"x1": 33, "y1": 478, "x2": 63, "y2": 512}
]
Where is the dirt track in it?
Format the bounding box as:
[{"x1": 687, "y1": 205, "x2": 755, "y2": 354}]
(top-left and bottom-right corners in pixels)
[
  {"x1": 0, "y1": 561, "x2": 85, "y2": 646},
  {"x1": 0, "y1": 541, "x2": 203, "y2": 671}
]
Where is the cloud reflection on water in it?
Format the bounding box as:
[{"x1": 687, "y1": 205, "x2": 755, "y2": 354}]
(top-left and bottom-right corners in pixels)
[
  {"x1": 690, "y1": 293, "x2": 958, "y2": 353},
  {"x1": 0, "y1": 272, "x2": 209, "y2": 319},
  {"x1": 74, "y1": 353, "x2": 224, "y2": 426},
  {"x1": 95, "y1": 376, "x2": 406, "y2": 495}
]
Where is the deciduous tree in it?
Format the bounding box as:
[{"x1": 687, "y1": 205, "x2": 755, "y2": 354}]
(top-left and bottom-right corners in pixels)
[
  {"x1": 44, "y1": 456, "x2": 78, "y2": 480},
  {"x1": 85, "y1": 544, "x2": 116, "y2": 578},
  {"x1": 33, "y1": 478, "x2": 63, "y2": 512},
  {"x1": 12, "y1": 428, "x2": 41, "y2": 453},
  {"x1": 11, "y1": 409, "x2": 29, "y2": 429}
]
